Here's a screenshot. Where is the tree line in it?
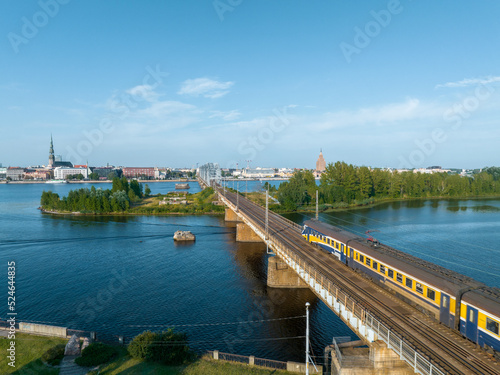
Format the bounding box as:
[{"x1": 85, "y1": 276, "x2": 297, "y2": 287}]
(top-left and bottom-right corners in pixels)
[
  {"x1": 40, "y1": 177, "x2": 150, "y2": 213},
  {"x1": 276, "y1": 162, "x2": 500, "y2": 211}
]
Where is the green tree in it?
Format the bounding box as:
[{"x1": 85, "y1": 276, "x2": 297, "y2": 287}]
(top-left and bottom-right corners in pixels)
[
  {"x1": 130, "y1": 180, "x2": 143, "y2": 198},
  {"x1": 128, "y1": 330, "x2": 194, "y2": 365},
  {"x1": 277, "y1": 170, "x2": 316, "y2": 211},
  {"x1": 144, "y1": 184, "x2": 151, "y2": 197},
  {"x1": 89, "y1": 172, "x2": 99, "y2": 180},
  {"x1": 107, "y1": 171, "x2": 118, "y2": 180}
]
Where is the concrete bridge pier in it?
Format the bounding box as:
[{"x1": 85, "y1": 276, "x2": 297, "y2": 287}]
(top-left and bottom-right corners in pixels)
[
  {"x1": 224, "y1": 208, "x2": 241, "y2": 222},
  {"x1": 267, "y1": 256, "x2": 308, "y2": 288},
  {"x1": 236, "y1": 222, "x2": 263, "y2": 242},
  {"x1": 328, "y1": 340, "x2": 414, "y2": 374}
]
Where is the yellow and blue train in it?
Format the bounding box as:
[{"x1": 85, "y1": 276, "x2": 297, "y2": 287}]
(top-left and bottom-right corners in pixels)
[{"x1": 302, "y1": 219, "x2": 500, "y2": 353}]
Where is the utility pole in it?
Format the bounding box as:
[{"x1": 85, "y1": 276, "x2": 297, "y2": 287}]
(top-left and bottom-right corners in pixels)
[
  {"x1": 315, "y1": 190, "x2": 319, "y2": 220},
  {"x1": 306, "y1": 302, "x2": 310, "y2": 375},
  {"x1": 236, "y1": 182, "x2": 239, "y2": 212},
  {"x1": 265, "y1": 189, "x2": 269, "y2": 253}
]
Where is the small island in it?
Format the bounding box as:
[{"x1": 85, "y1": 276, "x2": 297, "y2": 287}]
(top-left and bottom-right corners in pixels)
[{"x1": 40, "y1": 177, "x2": 224, "y2": 215}]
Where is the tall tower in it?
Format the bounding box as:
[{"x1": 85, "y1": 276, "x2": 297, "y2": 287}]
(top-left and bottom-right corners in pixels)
[
  {"x1": 49, "y1": 135, "x2": 55, "y2": 167},
  {"x1": 316, "y1": 149, "x2": 326, "y2": 172}
]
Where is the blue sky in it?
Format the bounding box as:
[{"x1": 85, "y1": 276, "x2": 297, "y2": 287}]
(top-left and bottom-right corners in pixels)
[{"x1": 1, "y1": 0, "x2": 500, "y2": 169}]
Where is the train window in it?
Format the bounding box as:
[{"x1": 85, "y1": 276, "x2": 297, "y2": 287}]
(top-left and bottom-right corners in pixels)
[
  {"x1": 486, "y1": 318, "x2": 499, "y2": 335},
  {"x1": 341, "y1": 244, "x2": 345, "y2": 252},
  {"x1": 443, "y1": 297, "x2": 448, "y2": 308},
  {"x1": 388, "y1": 269, "x2": 394, "y2": 278},
  {"x1": 427, "y1": 289, "x2": 435, "y2": 301},
  {"x1": 366, "y1": 258, "x2": 371, "y2": 267},
  {"x1": 396, "y1": 273, "x2": 403, "y2": 283},
  {"x1": 406, "y1": 278, "x2": 413, "y2": 288},
  {"x1": 372, "y1": 261, "x2": 378, "y2": 270},
  {"x1": 360, "y1": 255, "x2": 365, "y2": 263},
  {"x1": 469, "y1": 310, "x2": 475, "y2": 323},
  {"x1": 380, "y1": 265, "x2": 386, "y2": 274},
  {"x1": 416, "y1": 283, "x2": 423, "y2": 294}
]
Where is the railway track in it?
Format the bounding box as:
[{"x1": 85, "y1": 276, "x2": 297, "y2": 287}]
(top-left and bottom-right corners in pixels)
[{"x1": 220, "y1": 189, "x2": 500, "y2": 375}]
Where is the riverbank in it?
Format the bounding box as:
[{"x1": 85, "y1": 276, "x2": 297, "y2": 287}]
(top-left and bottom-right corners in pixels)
[
  {"x1": 266, "y1": 194, "x2": 500, "y2": 214},
  {"x1": 0, "y1": 333, "x2": 295, "y2": 375},
  {"x1": 0, "y1": 179, "x2": 197, "y2": 184},
  {"x1": 39, "y1": 188, "x2": 225, "y2": 216}
]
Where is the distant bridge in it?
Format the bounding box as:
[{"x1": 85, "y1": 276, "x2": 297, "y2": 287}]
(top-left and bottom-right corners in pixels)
[{"x1": 197, "y1": 176, "x2": 500, "y2": 375}]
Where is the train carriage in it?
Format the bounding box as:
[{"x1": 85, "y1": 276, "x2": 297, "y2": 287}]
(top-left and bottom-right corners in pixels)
[
  {"x1": 461, "y1": 290, "x2": 500, "y2": 352},
  {"x1": 302, "y1": 219, "x2": 500, "y2": 352}
]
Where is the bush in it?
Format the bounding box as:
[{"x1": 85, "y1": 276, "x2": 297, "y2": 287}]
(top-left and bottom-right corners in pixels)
[
  {"x1": 41, "y1": 344, "x2": 65, "y2": 366},
  {"x1": 128, "y1": 329, "x2": 195, "y2": 365},
  {"x1": 75, "y1": 342, "x2": 118, "y2": 367}
]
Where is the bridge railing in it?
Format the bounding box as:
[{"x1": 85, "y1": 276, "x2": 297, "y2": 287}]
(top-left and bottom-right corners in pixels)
[
  {"x1": 217, "y1": 190, "x2": 447, "y2": 375},
  {"x1": 271, "y1": 236, "x2": 446, "y2": 375}
]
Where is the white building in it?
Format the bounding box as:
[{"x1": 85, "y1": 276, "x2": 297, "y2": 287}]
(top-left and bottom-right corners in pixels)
[
  {"x1": 54, "y1": 167, "x2": 89, "y2": 180},
  {"x1": 242, "y1": 168, "x2": 275, "y2": 178},
  {"x1": 278, "y1": 168, "x2": 294, "y2": 178},
  {"x1": 154, "y1": 167, "x2": 169, "y2": 180}
]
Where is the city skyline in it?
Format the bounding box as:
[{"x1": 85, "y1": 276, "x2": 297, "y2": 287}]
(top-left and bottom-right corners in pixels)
[{"x1": 2, "y1": 1, "x2": 500, "y2": 169}]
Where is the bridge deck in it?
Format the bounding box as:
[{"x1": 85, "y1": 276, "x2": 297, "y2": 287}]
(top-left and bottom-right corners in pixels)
[{"x1": 218, "y1": 188, "x2": 500, "y2": 375}]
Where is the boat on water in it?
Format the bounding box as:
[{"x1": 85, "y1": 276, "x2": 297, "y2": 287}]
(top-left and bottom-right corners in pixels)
[
  {"x1": 45, "y1": 180, "x2": 68, "y2": 184},
  {"x1": 175, "y1": 183, "x2": 190, "y2": 189},
  {"x1": 173, "y1": 230, "x2": 195, "y2": 241}
]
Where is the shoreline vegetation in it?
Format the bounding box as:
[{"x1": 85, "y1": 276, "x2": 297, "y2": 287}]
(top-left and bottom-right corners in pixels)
[
  {"x1": 236, "y1": 191, "x2": 500, "y2": 217},
  {"x1": 2, "y1": 179, "x2": 198, "y2": 184},
  {"x1": 39, "y1": 163, "x2": 500, "y2": 216},
  {"x1": 0, "y1": 332, "x2": 294, "y2": 375},
  {"x1": 265, "y1": 162, "x2": 500, "y2": 213},
  {"x1": 40, "y1": 177, "x2": 224, "y2": 216}
]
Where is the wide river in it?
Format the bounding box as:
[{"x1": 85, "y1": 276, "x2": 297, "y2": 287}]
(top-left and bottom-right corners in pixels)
[{"x1": 1, "y1": 181, "x2": 499, "y2": 364}]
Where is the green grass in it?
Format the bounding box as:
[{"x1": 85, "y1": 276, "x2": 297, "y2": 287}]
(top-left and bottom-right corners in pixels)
[
  {"x1": 92, "y1": 350, "x2": 295, "y2": 375},
  {"x1": 0, "y1": 333, "x2": 67, "y2": 374},
  {"x1": 181, "y1": 358, "x2": 295, "y2": 375},
  {"x1": 1, "y1": 334, "x2": 295, "y2": 375}
]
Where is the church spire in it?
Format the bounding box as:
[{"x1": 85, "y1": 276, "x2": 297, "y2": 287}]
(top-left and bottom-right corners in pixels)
[{"x1": 49, "y1": 134, "x2": 55, "y2": 167}]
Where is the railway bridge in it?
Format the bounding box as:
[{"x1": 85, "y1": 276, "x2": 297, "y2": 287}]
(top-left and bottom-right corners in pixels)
[{"x1": 200, "y1": 177, "x2": 500, "y2": 375}]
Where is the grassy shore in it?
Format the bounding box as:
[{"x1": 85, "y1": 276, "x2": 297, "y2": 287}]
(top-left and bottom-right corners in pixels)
[
  {"x1": 241, "y1": 191, "x2": 500, "y2": 215},
  {"x1": 93, "y1": 349, "x2": 295, "y2": 375},
  {"x1": 126, "y1": 189, "x2": 225, "y2": 215},
  {"x1": 40, "y1": 188, "x2": 226, "y2": 216},
  {"x1": 0, "y1": 333, "x2": 294, "y2": 375},
  {"x1": 0, "y1": 332, "x2": 67, "y2": 374}
]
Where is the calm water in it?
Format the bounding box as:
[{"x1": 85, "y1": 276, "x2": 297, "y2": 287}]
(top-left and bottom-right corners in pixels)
[
  {"x1": 1, "y1": 182, "x2": 499, "y2": 364},
  {"x1": 285, "y1": 199, "x2": 500, "y2": 288},
  {"x1": 0, "y1": 181, "x2": 345, "y2": 364}
]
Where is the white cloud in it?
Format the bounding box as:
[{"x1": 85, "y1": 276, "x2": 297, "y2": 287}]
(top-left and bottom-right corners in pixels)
[
  {"x1": 126, "y1": 84, "x2": 159, "y2": 102},
  {"x1": 178, "y1": 78, "x2": 234, "y2": 98},
  {"x1": 436, "y1": 76, "x2": 500, "y2": 89},
  {"x1": 310, "y1": 98, "x2": 426, "y2": 132},
  {"x1": 209, "y1": 110, "x2": 241, "y2": 121}
]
